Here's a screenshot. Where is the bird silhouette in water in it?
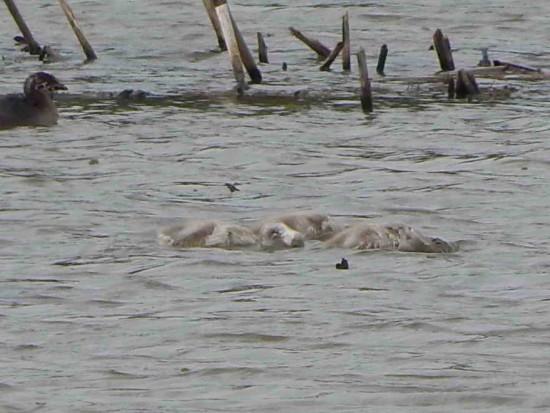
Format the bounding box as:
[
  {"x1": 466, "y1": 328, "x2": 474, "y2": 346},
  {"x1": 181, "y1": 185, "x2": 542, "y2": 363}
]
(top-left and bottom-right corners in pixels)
[
  {"x1": 335, "y1": 258, "x2": 349, "y2": 270},
  {"x1": 225, "y1": 183, "x2": 240, "y2": 193}
]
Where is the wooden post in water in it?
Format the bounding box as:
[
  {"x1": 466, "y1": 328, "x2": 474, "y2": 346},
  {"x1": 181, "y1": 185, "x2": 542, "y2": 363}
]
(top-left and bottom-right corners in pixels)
[
  {"x1": 376, "y1": 44, "x2": 388, "y2": 75},
  {"x1": 342, "y1": 12, "x2": 351, "y2": 71},
  {"x1": 57, "y1": 0, "x2": 97, "y2": 61},
  {"x1": 257, "y1": 32, "x2": 268, "y2": 63},
  {"x1": 202, "y1": 0, "x2": 227, "y2": 51},
  {"x1": 4, "y1": 0, "x2": 41, "y2": 55},
  {"x1": 433, "y1": 29, "x2": 454, "y2": 71},
  {"x1": 357, "y1": 48, "x2": 373, "y2": 113},
  {"x1": 289, "y1": 27, "x2": 331, "y2": 59},
  {"x1": 455, "y1": 69, "x2": 479, "y2": 100},
  {"x1": 213, "y1": 0, "x2": 247, "y2": 93},
  {"x1": 320, "y1": 42, "x2": 344, "y2": 71},
  {"x1": 231, "y1": 14, "x2": 262, "y2": 83}
]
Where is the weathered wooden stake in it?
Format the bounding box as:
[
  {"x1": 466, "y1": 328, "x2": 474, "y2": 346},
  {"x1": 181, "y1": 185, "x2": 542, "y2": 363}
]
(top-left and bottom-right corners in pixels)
[
  {"x1": 357, "y1": 48, "x2": 373, "y2": 113},
  {"x1": 213, "y1": 0, "x2": 246, "y2": 93},
  {"x1": 289, "y1": 27, "x2": 331, "y2": 59},
  {"x1": 320, "y1": 42, "x2": 344, "y2": 71},
  {"x1": 376, "y1": 44, "x2": 388, "y2": 75},
  {"x1": 4, "y1": 0, "x2": 41, "y2": 55},
  {"x1": 257, "y1": 32, "x2": 268, "y2": 63},
  {"x1": 231, "y1": 16, "x2": 262, "y2": 83},
  {"x1": 433, "y1": 29, "x2": 454, "y2": 71},
  {"x1": 342, "y1": 12, "x2": 351, "y2": 71},
  {"x1": 57, "y1": 0, "x2": 97, "y2": 61},
  {"x1": 447, "y1": 77, "x2": 455, "y2": 99},
  {"x1": 455, "y1": 69, "x2": 479, "y2": 99},
  {"x1": 202, "y1": 0, "x2": 227, "y2": 51}
]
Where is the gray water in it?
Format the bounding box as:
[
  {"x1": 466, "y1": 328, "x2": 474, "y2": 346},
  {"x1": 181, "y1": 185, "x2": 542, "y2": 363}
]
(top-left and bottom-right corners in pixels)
[{"x1": 1, "y1": 1, "x2": 549, "y2": 412}]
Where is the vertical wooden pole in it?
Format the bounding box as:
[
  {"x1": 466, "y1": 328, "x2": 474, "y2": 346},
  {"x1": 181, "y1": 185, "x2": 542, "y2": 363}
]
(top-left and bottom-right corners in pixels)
[
  {"x1": 342, "y1": 12, "x2": 351, "y2": 71},
  {"x1": 455, "y1": 69, "x2": 479, "y2": 100},
  {"x1": 432, "y1": 29, "x2": 454, "y2": 71},
  {"x1": 3, "y1": 0, "x2": 41, "y2": 55},
  {"x1": 257, "y1": 32, "x2": 268, "y2": 63},
  {"x1": 57, "y1": 0, "x2": 97, "y2": 61},
  {"x1": 357, "y1": 48, "x2": 373, "y2": 113},
  {"x1": 319, "y1": 42, "x2": 343, "y2": 71},
  {"x1": 213, "y1": 0, "x2": 246, "y2": 93},
  {"x1": 376, "y1": 44, "x2": 388, "y2": 75},
  {"x1": 202, "y1": 0, "x2": 227, "y2": 51}
]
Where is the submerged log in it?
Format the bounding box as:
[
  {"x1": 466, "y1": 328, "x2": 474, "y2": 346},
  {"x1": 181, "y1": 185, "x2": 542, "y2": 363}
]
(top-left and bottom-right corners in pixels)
[
  {"x1": 493, "y1": 60, "x2": 541, "y2": 73},
  {"x1": 357, "y1": 48, "x2": 373, "y2": 113},
  {"x1": 433, "y1": 29, "x2": 454, "y2": 71},
  {"x1": 202, "y1": 0, "x2": 227, "y2": 51},
  {"x1": 289, "y1": 27, "x2": 331, "y2": 59},
  {"x1": 4, "y1": 0, "x2": 41, "y2": 55},
  {"x1": 57, "y1": 0, "x2": 97, "y2": 61},
  {"x1": 257, "y1": 32, "x2": 268, "y2": 63},
  {"x1": 376, "y1": 44, "x2": 388, "y2": 75},
  {"x1": 320, "y1": 42, "x2": 344, "y2": 71},
  {"x1": 342, "y1": 12, "x2": 351, "y2": 71}
]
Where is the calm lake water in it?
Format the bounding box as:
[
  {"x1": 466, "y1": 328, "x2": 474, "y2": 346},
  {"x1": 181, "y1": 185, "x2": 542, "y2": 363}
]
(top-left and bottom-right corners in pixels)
[{"x1": 1, "y1": 0, "x2": 549, "y2": 412}]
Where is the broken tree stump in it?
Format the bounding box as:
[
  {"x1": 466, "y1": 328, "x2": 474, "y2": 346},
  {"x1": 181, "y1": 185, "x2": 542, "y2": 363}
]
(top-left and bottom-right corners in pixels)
[
  {"x1": 433, "y1": 29, "x2": 454, "y2": 71},
  {"x1": 455, "y1": 69, "x2": 479, "y2": 99},
  {"x1": 289, "y1": 27, "x2": 331, "y2": 59},
  {"x1": 357, "y1": 48, "x2": 373, "y2": 113}
]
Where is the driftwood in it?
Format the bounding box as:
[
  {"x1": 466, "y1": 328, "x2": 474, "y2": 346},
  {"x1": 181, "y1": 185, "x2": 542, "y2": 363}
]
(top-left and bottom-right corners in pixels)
[
  {"x1": 357, "y1": 48, "x2": 373, "y2": 113},
  {"x1": 433, "y1": 29, "x2": 454, "y2": 71},
  {"x1": 57, "y1": 0, "x2": 97, "y2": 61},
  {"x1": 342, "y1": 13, "x2": 351, "y2": 71},
  {"x1": 376, "y1": 44, "x2": 388, "y2": 75},
  {"x1": 289, "y1": 27, "x2": 331, "y2": 59},
  {"x1": 202, "y1": 0, "x2": 227, "y2": 51},
  {"x1": 4, "y1": 0, "x2": 41, "y2": 55},
  {"x1": 319, "y1": 42, "x2": 343, "y2": 71}
]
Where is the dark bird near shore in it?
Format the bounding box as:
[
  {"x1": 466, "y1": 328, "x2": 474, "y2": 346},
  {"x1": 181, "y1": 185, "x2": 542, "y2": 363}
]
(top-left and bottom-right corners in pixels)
[{"x1": 0, "y1": 72, "x2": 67, "y2": 129}]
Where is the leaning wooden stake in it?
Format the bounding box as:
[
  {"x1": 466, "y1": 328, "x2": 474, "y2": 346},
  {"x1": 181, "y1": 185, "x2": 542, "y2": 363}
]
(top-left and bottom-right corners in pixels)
[
  {"x1": 289, "y1": 27, "x2": 331, "y2": 59},
  {"x1": 4, "y1": 0, "x2": 41, "y2": 55},
  {"x1": 202, "y1": 0, "x2": 227, "y2": 51},
  {"x1": 433, "y1": 29, "x2": 454, "y2": 71},
  {"x1": 342, "y1": 12, "x2": 351, "y2": 71},
  {"x1": 57, "y1": 0, "x2": 97, "y2": 61},
  {"x1": 357, "y1": 48, "x2": 373, "y2": 113},
  {"x1": 257, "y1": 32, "x2": 268, "y2": 63},
  {"x1": 231, "y1": 14, "x2": 262, "y2": 83},
  {"x1": 320, "y1": 42, "x2": 344, "y2": 71},
  {"x1": 376, "y1": 44, "x2": 388, "y2": 75},
  {"x1": 213, "y1": 0, "x2": 246, "y2": 93}
]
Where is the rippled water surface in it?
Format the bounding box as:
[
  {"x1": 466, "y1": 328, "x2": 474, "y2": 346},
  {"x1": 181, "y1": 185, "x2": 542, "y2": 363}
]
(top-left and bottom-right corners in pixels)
[{"x1": 1, "y1": 1, "x2": 549, "y2": 412}]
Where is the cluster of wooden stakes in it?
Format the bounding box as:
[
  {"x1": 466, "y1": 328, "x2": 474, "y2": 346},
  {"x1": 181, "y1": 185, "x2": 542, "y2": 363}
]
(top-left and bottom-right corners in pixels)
[{"x1": 5, "y1": 0, "x2": 548, "y2": 113}]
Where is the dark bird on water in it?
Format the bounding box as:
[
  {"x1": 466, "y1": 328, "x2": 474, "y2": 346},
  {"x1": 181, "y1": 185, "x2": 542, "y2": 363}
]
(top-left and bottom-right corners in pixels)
[
  {"x1": 336, "y1": 258, "x2": 349, "y2": 270},
  {"x1": 225, "y1": 183, "x2": 240, "y2": 193},
  {"x1": 0, "y1": 72, "x2": 67, "y2": 129}
]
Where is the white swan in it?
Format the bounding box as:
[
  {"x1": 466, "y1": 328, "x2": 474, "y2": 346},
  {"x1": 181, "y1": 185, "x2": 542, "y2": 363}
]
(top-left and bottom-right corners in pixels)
[{"x1": 325, "y1": 222, "x2": 453, "y2": 253}]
